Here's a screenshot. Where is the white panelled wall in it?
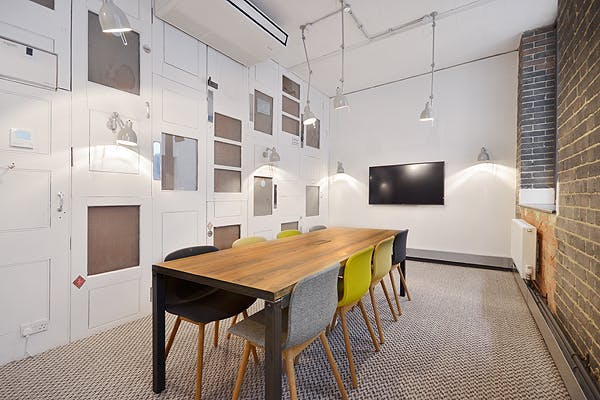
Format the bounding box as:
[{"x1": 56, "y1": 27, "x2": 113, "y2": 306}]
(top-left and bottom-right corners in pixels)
[
  {"x1": 0, "y1": 0, "x2": 520, "y2": 365},
  {"x1": 329, "y1": 52, "x2": 518, "y2": 258}
]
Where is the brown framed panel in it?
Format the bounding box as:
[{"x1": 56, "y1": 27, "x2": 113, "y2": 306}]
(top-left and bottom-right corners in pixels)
[
  {"x1": 254, "y1": 90, "x2": 273, "y2": 135},
  {"x1": 282, "y1": 95, "x2": 300, "y2": 117},
  {"x1": 214, "y1": 141, "x2": 241, "y2": 168},
  {"x1": 214, "y1": 169, "x2": 241, "y2": 193},
  {"x1": 305, "y1": 118, "x2": 320, "y2": 149},
  {"x1": 88, "y1": 206, "x2": 140, "y2": 275},
  {"x1": 282, "y1": 115, "x2": 299, "y2": 136},
  {"x1": 214, "y1": 224, "x2": 240, "y2": 250},
  {"x1": 306, "y1": 186, "x2": 320, "y2": 217},
  {"x1": 88, "y1": 11, "x2": 140, "y2": 95},
  {"x1": 281, "y1": 221, "x2": 299, "y2": 231},
  {"x1": 214, "y1": 113, "x2": 242, "y2": 142},
  {"x1": 161, "y1": 133, "x2": 198, "y2": 191},
  {"x1": 282, "y1": 76, "x2": 300, "y2": 100},
  {"x1": 254, "y1": 176, "x2": 273, "y2": 216}
]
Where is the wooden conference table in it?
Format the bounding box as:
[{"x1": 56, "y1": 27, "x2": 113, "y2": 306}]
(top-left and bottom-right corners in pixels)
[{"x1": 152, "y1": 226, "x2": 399, "y2": 399}]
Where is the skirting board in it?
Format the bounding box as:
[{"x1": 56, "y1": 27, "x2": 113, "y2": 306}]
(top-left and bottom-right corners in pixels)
[
  {"x1": 513, "y1": 272, "x2": 587, "y2": 400},
  {"x1": 407, "y1": 248, "x2": 513, "y2": 269}
]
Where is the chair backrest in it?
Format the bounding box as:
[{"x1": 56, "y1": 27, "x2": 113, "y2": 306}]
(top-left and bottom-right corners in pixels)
[
  {"x1": 276, "y1": 229, "x2": 302, "y2": 239},
  {"x1": 392, "y1": 229, "x2": 409, "y2": 265},
  {"x1": 232, "y1": 236, "x2": 266, "y2": 248},
  {"x1": 164, "y1": 246, "x2": 219, "y2": 306},
  {"x1": 372, "y1": 236, "x2": 394, "y2": 281},
  {"x1": 338, "y1": 246, "x2": 374, "y2": 307},
  {"x1": 309, "y1": 225, "x2": 327, "y2": 232},
  {"x1": 285, "y1": 263, "x2": 340, "y2": 348}
]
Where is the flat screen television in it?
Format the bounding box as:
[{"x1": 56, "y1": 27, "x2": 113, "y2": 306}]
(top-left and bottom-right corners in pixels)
[{"x1": 369, "y1": 161, "x2": 445, "y2": 205}]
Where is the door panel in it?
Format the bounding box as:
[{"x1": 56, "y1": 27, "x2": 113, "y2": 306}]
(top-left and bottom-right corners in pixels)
[
  {"x1": 69, "y1": 0, "x2": 152, "y2": 340},
  {"x1": 0, "y1": 80, "x2": 70, "y2": 364}
]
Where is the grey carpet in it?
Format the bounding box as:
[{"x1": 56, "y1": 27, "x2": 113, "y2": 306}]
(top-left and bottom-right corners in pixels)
[{"x1": 1, "y1": 261, "x2": 570, "y2": 399}]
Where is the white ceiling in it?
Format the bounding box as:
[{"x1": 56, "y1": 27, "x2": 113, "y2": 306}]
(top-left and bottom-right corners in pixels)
[{"x1": 251, "y1": 0, "x2": 557, "y2": 97}]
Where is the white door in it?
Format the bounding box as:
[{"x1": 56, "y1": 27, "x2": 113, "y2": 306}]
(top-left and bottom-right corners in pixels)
[
  {"x1": 151, "y1": 22, "x2": 209, "y2": 262},
  {"x1": 69, "y1": 0, "x2": 153, "y2": 340},
  {"x1": 206, "y1": 48, "x2": 248, "y2": 249},
  {"x1": 0, "y1": 80, "x2": 70, "y2": 363}
]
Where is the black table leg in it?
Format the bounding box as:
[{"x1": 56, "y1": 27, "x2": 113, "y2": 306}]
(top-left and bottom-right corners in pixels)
[
  {"x1": 400, "y1": 260, "x2": 406, "y2": 297},
  {"x1": 152, "y1": 270, "x2": 166, "y2": 393},
  {"x1": 264, "y1": 299, "x2": 283, "y2": 399}
]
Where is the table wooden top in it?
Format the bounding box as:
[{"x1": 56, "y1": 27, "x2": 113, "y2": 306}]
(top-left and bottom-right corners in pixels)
[{"x1": 153, "y1": 227, "x2": 398, "y2": 301}]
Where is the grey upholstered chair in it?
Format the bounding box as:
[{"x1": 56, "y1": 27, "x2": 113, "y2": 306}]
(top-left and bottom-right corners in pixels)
[
  {"x1": 389, "y1": 229, "x2": 411, "y2": 315},
  {"x1": 309, "y1": 224, "x2": 327, "y2": 232},
  {"x1": 229, "y1": 263, "x2": 348, "y2": 400}
]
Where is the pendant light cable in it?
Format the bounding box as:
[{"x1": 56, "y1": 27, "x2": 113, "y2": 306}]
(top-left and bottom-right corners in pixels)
[
  {"x1": 301, "y1": 26, "x2": 312, "y2": 107},
  {"x1": 340, "y1": 0, "x2": 345, "y2": 91},
  {"x1": 429, "y1": 12, "x2": 437, "y2": 106}
]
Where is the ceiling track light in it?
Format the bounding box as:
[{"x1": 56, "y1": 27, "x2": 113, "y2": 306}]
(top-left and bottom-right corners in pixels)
[
  {"x1": 420, "y1": 11, "x2": 437, "y2": 123},
  {"x1": 334, "y1": 0, "x2": 350, "y2": 110},
  {"x1": 301, "y1": 26, "x2": 317, "y2": 126}
]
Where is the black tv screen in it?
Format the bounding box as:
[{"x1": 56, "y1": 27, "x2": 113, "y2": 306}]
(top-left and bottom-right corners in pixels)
[{"x1": 369, "y1": 161, "x2": 445, "y2": 205}]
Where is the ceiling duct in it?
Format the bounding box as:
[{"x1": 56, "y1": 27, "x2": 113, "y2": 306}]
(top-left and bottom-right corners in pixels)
[{"x1": 154, "y1": 0, "x2": 288, "y2": 66}]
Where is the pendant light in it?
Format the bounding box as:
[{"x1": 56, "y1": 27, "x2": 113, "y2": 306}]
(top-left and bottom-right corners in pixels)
[
  {"x1": 99, "y1": 0, "x2": 132, "y2": 33},
  {"x1": 301, "y1": 26, "x2": 317, "y2": 126},
  {"x1": 420, "y1": 12, "x2": 437, "y2": 122},
  {"x1": 333, "y1": 1, "x2": 350, "y2": 110},
  {"x1": 477, "y1": 147, "x2": 491, "y2": 162}
]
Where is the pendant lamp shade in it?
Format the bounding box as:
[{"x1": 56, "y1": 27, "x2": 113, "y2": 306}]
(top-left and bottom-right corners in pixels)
[
  {"x1": 99, "y1": 0, "x2": 133, "y2": 33},
  {"x1": 303, "y1": 104, "x2": 317, "y2": 126},
  {"x1": 419, "y1": 102, "x2": 433, "y2": 122},
  {"x1": 333, "y1": 87, "x2": 349, "y2": 110}
]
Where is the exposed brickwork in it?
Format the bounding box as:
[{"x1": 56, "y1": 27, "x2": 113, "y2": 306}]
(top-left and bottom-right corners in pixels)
[
  {"x1": 518, "y1": 26, "x2": 557, "y2": 189},
  {"x1": 518, "y1": 207, "x2": 559, "y2": 312},
  {"x1": 555, "y1": 0, "x2": 600, "y2": 382}
]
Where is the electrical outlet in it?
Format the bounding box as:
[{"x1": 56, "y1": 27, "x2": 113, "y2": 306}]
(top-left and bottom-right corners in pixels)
[{"x1": 20, "y1": 319, "x2": 48, "y2": 337}]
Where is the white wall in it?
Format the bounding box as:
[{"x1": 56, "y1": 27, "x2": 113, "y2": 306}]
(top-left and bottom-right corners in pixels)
[{"x1": 329, "y1": 52, "x2": 518, "y2": 258}]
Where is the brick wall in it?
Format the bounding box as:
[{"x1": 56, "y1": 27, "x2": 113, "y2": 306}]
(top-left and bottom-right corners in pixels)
[
  {"x1": 555, "y1": 0, "x2": 600, "y2": 382},
  {"x1": 519, "y1": 26, "x2": 557, "y2": 189}
]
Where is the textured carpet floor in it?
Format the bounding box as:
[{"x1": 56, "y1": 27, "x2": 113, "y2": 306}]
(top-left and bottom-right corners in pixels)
[{"x1": 1, "y1": 261, "x2": 570, "y2": 399}]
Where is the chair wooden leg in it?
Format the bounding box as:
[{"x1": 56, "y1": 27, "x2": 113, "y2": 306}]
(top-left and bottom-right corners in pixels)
[
  {"x1": 339, "y1": 311, "x2": 358, "y2": 389},
  {"x1": 381, "y1": 280, "x2": 398, "y2": 321},
  {"x1": 388, "y1": 269, "x2": 402, "y2": 316},
  {"x1": 239, "y1": 311, "x2": 259, "y2": 364},
  {"x1": 357, "y1": 300, "x2": 380, "y2": 352},
  {"x1": 165, "y1": 316, "x2": 182, "y2": 360},
  {"x1": 327, "y1": 310, "x2": 338, "y2": 335},
  {"x1": 213, "y1": 320, "x2": 220, "y2": 347},
  {"x1": 319, "y1": 332, "x2": 349, "y2": 400},
  {"x1": 368, "y1": 287, "x2": 385, "y2": 344},
  {"x1": 227, "y1": 314, "x2": 239, "y2": 340},
  {"x1": 231, "y1": 341, "x2": 252, "y2": 400},
  {"x1": 196, "y1": 323, "x2": 205, "y2": 400},
  {"x1": 284, "y1": 350, "x2": 298, "y2": 400},
  {"x1": 398, "y1": 267, "x2": 411, "y2": 301}
]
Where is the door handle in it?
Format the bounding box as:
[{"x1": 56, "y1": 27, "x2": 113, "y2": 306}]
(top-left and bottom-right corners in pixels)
[
  {"x1": 207, "y1": 222, "x2": 213, "y2": 238},
  {"x1": 57, "y1": 192, "x2": 65, "y2": 212}
]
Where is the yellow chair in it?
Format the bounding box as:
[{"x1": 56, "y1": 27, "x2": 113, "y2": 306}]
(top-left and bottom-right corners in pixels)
[
  {"x1": 331, "y1": 246, "x2": 380, "y2": 389},
  {"x1": 276, "y1": 229, "x2": 302, "y2": 239},
  {"x1": 232, "y1": 236, "x2": 267, "y2": 248},
  {"x1": 369, "y1": 236, "x2": 398, "y2": 345}
]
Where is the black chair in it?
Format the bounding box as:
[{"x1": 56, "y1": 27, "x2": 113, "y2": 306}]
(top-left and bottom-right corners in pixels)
[
  {"x1": 309, "y1": 224, "x2": 327, "y2": 232},
  {"x1": 163, "y1": 246, "x2": 257, "y2": 400},
  {"x1": 389, "y1": 230, "x2": 411, "y2": 315}
]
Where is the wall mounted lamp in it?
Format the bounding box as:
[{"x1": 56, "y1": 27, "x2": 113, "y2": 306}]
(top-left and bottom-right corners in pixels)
[
  {"x1": 477, "y1": 147, "x2": 491, "y2": 162},
  {"x1": 107, "y1": 112, "x2": 137, "y2": 146},
  {"x1": 336, "y1": 161, "x2": 345, "y2": 174},
  {"x1": 263, "y1": 147, "x2": 281, "y2": 162},
  {"x1": 99, "y1": 0, "x2": 132, "y2": 45}
]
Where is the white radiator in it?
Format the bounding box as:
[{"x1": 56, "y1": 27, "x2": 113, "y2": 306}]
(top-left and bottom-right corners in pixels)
[{"x1": 511, "y1": 219, "x2": 537, "y2": 280}]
